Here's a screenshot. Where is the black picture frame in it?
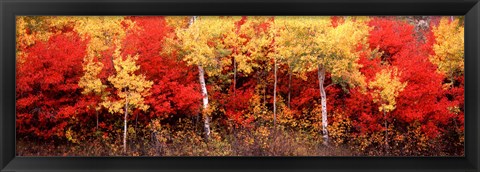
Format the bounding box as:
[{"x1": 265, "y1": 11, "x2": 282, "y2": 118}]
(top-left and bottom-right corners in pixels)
[{"x1": 1, "y1": 0, "x2": 479, "y2": 171}]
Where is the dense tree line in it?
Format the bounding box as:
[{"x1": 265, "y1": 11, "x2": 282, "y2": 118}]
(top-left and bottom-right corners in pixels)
[{"x1": 16, "y1": 16, "x2": 464, "y2": 156}]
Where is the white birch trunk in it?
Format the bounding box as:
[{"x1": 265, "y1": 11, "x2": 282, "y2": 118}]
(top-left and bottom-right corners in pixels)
[
  {"x1": 188, "y1": 16, "x2": 211, "y2": 140},
  {"x1": 123, "y1": 91, "x2": 128, "y2": 153},
  {"x1": 318, "y1": 65, "x2": 328, "y2": 145},
  {"x1": 198, "y1": 65, "x2": 210, "y2": 139}
]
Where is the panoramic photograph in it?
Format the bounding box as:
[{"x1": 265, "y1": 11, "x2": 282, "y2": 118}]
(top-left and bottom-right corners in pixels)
[{"x1": 16, "y1": 16, "x2": 464, "y2": 156}]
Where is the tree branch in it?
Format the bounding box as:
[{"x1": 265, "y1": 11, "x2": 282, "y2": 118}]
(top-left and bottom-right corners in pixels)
[{"x1": 324, "y1": 83, "x2": 335, "y2": 90}]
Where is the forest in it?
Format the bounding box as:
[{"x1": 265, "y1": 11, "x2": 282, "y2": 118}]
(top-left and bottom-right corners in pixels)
[{"x1": 16, "y1": 16, "x2": 464, "y2": 156}]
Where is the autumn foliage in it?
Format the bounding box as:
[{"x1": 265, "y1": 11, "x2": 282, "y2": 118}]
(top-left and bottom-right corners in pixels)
[{"x1": 16, "y1": 16, "x2": 464, "y2": 156}]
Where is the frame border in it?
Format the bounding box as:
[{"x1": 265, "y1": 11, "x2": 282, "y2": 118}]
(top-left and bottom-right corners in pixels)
[{"x1": 1, "y1": 0, "x2": 479, "y2": 172}]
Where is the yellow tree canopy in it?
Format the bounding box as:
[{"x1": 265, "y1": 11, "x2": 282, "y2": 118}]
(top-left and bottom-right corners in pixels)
[
  {"x1": 165, "y1": 16, "x2": 191, "y2": 30},
  {"x1": 48, "y1": 16, "x2": 136, "y2": 60},
  {"x1": 224, "y1": 16, "x2": 274, "y2": 75},
  {"x1": 430, "y1": 17, "x2": 464, "y2": 80},
  {"x1": 16, "y1": 16, "x2": 55, "y2": 64},
  {"x1": 321, "y1": 17, "x2": 370, "y2": 88},
  {"x1": 101, "y1": 42, "x2": 154, "y2": 114},
  {"x1": 272, "y1": 16, "x2": 331, "y2": 75},
  {"x1": 272, "y1": 17, "x2": 370, "y2": 89},
  {"x1": 78, "y1": 58, "x2": 105, "y2": 97},
  {"x1": 68, "y1": 17, "x2": 136, "y2": 97},
  {"x1": 173, "y1": 16, "x2": 238, "y2": 76},
  {"x1": 368, "y1": 68, "x2": 407, "y2": 113},
  {"x1": 16, "y1": 16, "x2": 35, "y2": 64}
]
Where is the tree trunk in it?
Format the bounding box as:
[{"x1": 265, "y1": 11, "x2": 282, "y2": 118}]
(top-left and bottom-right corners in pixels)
[
  {"x1": 198, "y1": 65, "x2": 210, "y2": 140},
  {"x1": 233, "y1": 58, "x2": 238, "y2": 152},
  {"x1": 273, "y1": 59, "x2": 277, "y2": 126},
  {"x1": 317, "y1": 65, "x2": 328, "y2": 145},
  {"x1": 123, "y1": 90, "x2": 128, "y2": 153},
  {"x1": 188, "y1": 15, "x2": 211, "y2": 140}
]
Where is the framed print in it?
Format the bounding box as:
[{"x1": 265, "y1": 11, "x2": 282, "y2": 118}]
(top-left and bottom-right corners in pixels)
[{"x1": 1, "y1": 0, "x2": 479, "y2": 172}]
